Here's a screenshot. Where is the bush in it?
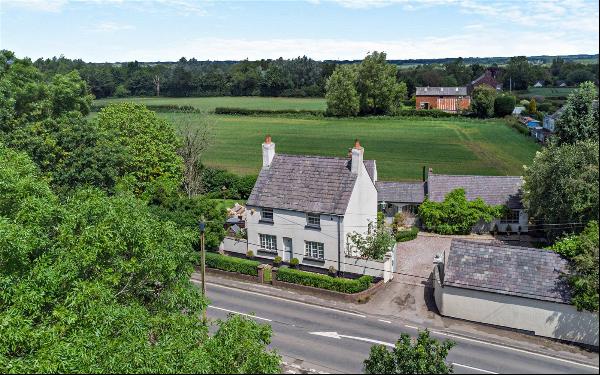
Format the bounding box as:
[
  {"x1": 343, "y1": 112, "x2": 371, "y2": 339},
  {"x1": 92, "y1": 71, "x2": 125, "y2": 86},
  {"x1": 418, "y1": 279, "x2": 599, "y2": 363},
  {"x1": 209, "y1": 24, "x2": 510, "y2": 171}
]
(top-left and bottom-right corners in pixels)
[
  {"x1": 419, "y1": 188, "x2": 504, "y2": 235},
  {"x1": 246, "y1": 249, "x2": 255, "y2": 259},
  {"x1": 471, "y1": 85, "x2": 497, "y2": 118},
  {"x1": 395, "y1": 227, "x2": 418, "y2": 242},
  {"x1": 91, "y1": 104, "x2": 197, "y2": 113},
  {"x1": 276, "y1": 267, "x2": 373, "y2": 294},
  {"x1": 328, "y1": 266, "x2": 337, "y2": 276},
  {"x1": 201, "y1": 168, "x2": 257, "y2": 200},
  {"x1": 215, "y1": 107, "x2": 324, "y2": 116},
  {"x1": 205, "y1": 252, "x2": 260, "y2": 276},
  {"x1": 392, "y1": 212, "x2": 406, "y2": 233},
  {"x1": 273, "y1": 256, "x2": 282, "y2": 266},
  {"x1": 494, "y1": 95, "x2": 516, "y2": 117},
  {"x1": 289, "y1": 258, "x2": 299, "y2": 268},
  {"x1": 504, "y1": 116, "x2": 530, "y2": 135},
  {"x1": 397, "y1": 109, "x2": 456, "y2": 118}
]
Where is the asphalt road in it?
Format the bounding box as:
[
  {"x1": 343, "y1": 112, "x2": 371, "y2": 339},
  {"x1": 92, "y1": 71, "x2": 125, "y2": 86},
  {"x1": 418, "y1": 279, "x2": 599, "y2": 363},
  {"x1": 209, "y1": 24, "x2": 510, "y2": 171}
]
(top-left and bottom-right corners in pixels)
[{"x1": 200, "y1": 281, "x2": 599, "y2": 374}]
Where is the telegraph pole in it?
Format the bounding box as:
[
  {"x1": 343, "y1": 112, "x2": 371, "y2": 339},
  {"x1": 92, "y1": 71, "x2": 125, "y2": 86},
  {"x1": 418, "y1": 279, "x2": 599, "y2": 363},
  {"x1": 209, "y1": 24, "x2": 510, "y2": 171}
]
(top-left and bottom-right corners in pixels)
[{"x1": 198, "y1": 219, "x2": 207, "y2": 323}]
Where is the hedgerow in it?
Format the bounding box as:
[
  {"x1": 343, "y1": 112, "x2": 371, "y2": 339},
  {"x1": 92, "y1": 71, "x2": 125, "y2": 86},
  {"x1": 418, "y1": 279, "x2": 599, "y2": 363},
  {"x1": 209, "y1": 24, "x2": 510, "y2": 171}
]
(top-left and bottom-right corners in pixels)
[{"x1": 276, "y1": 267, "x2": 373, "y2": 293}]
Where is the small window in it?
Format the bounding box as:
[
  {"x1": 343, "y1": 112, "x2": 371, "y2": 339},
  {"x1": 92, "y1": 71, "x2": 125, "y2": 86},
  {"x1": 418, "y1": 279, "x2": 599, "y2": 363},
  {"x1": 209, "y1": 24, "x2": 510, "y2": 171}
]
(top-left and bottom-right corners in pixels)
[
  {"x1": 306, "y1": 213, "x2": 320, "y2": 227},
  {"x1": 259, "y1": 234, "x2": 277, "y2": 251},
  {"x1": 305, "y1": 241, "x2": 324, "y2": 260},
  {"x1": 501, "y1": 210, "x2": 520, "y2": 224},
  {"x1": 261, "y1": 208, "x2": 273, "y2": 222}
]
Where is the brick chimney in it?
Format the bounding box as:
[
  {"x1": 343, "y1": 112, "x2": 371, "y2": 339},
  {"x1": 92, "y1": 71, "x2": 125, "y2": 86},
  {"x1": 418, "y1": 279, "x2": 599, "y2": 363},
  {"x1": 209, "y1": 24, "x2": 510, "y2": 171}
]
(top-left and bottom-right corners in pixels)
[
  {"x1": 262, "y1": 135, "x2": 275, "y2": 168},
  {"x1": 351, "y1": 139, "x2": 363, "y2": 175}
]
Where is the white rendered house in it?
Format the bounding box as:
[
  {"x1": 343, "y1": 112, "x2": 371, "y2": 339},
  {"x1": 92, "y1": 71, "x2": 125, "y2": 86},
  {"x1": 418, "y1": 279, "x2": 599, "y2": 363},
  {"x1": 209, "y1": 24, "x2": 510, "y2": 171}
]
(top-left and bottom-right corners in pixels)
[{"x1": 242, "y1": 136, "x2": 395, "y2": 280}]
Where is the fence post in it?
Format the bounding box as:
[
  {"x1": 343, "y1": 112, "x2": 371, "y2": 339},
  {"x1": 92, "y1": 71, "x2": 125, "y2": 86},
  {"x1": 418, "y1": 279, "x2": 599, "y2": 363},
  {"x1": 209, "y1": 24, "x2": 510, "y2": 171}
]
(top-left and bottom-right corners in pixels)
[
  {"x1": 271, "y1": 267, "x2": 278, "y2": 286},
  {"x1": 257, "y1": 264, "x2": 265, "y2": 284}
]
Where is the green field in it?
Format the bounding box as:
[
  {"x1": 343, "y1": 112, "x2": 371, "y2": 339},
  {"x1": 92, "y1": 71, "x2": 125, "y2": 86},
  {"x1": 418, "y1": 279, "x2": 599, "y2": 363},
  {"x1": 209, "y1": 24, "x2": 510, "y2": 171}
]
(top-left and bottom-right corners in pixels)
[
  {"x1": 519, "y1": 87, "x2": 576, "y2": 98},
  {"x1": 93, "y1": 96, "x2": 327, "y2": 111},
  {"x1": 157, "y1": 113, "x2": 539, "y2": 181}
]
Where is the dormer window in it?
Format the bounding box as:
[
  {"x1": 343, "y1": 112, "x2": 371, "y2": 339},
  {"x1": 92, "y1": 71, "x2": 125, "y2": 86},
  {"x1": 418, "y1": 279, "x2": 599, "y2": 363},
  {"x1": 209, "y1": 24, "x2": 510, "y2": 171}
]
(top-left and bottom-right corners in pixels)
[
  {"x1": 261, "y1": 208, "x2": 274, "y2": 222},
  {"x1": 306, "y1": 213, "x2": 320, "y2": 228}
]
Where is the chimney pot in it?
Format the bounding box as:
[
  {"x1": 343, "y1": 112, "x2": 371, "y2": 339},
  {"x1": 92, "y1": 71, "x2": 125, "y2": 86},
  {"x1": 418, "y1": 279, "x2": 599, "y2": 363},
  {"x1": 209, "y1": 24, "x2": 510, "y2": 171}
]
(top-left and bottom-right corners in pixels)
[
  {"x1": 262, "y1": 136, "x2": 275, "y2": 168},
  {"x1": 265, "y1": 135, "x2": 272, "y2": 144},
  {"x1": 351, "y1": 139, "x2": 364, "y2": 175}
]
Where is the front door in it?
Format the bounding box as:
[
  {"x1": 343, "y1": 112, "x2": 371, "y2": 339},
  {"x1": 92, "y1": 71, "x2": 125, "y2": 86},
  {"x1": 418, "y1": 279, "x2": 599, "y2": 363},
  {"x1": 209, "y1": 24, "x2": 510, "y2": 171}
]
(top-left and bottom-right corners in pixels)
[{"x1": 283, "y1": 237, "x2": 293, "y2": 262}]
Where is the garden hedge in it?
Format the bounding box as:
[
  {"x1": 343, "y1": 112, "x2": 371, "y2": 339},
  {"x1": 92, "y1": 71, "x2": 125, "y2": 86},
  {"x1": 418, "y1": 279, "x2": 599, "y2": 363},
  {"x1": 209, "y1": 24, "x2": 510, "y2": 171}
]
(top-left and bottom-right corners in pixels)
[
  {"x1": 395, "y1": 227, "x2": 419, "y2": 242},
  {"x1": 214, "y1": 107, "x2": 324, "y2": 116},
  {"x1": 92, "y1": 104, "x2": 198, "y2": 113},
  {"x1": 276, "y1": 267, "x2": 373, "y2": 294},
  {"x1": 205, "y1": 252, "x2": 260, "y2": 276}
]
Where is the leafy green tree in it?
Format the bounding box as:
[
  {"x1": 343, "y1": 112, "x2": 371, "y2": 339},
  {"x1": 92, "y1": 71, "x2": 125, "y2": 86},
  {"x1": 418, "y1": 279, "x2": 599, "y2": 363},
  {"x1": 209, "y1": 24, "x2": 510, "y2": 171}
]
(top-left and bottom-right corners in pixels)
[
  {"x1": 356, "y1": 51, "x2": 407, "y2": 115},
  {"x1": 550, "y1": 221, "x2": 599, "y2": 312},
  {"x1": 554, "y1": 81, "x2": 599, "y2": 145},
  {"x1": 49, "y1": 70, "x2": 94, "y2": 116},
  {"x1": 0, "y1": 145, "x2": 280, "y2": 373},
  {"x1": 325, "y1": 65, "x2": 359, "y2": 117},
  {"x1": 503, "y1": 56, "x2": 531, "y2": 90},
  {"x1": 347, "y1": 221, "x2": 396, "y2": 260},
  {"x1": 95, "y1": 103, "x2": 184, "y2": 194},
  {"x1": 566, "y1": 69, "x2": 596, "y2": 85},
  {"x1": 494, "y1": 94, "x2": 516, "y2": 117},
  {"x1": 364, "y1": 330, "x2": 455, "y2": 374},
  {"x1": 419, "y1": 188, "x2": 504, "y2": 235},
  {"x1": 470, "y1": 85, "x2": 497, "y2": 118},
  {"x1": 528, "y1": 97, "x2": 537, "y2": 114},
  {"x1": 523, "y1": 140, "x2": 599, "y2": 228}
]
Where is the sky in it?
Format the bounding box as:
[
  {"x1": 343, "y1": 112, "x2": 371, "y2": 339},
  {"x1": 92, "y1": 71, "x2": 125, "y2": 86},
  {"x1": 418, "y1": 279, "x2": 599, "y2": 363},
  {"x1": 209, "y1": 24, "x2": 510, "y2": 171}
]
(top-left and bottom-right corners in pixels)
[{"x1": 0, "y1": 0, "x2": 598, "y2": 62}]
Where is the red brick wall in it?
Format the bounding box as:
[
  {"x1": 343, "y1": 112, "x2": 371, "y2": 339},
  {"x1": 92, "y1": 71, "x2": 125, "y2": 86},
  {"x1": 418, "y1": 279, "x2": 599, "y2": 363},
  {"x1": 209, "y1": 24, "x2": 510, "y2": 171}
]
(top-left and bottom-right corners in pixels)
[{"x1": 416, "y1": 96, "x2": 471, "y2": 112}]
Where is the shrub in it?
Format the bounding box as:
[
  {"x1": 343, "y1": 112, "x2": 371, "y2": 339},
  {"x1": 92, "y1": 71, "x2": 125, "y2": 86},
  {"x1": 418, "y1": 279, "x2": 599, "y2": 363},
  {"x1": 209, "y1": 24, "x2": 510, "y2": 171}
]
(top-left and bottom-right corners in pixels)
[
  {"x1": 201, "y1": 167, "x2": 257, "y2": 200},
  {"x1": 205, "y1": 252, "x2": 260, "y2": 276},
  {"x1": 471, "y1": 85, "x2": 497, "y2": 118},
  {"x1": 273, "y1": 256, "x2": 282, "y2": 266},
  {"x1": 397, "y1": 109, "x2": 456, "y2": 118},
  {"x1": 289, "y1": 258, "x2": 299, "y2": 268},
  {"x1": 246, "y1": 249, "x2": 255, "y2": 259},
  {"x1": 494, "y1": 94, "x2": 516, "y2": 117},
  {"x1": 505, "y1": 224, "x2": 513, "y2": 234},
  {"x1": 276, "y1": 267, "x2": 373, "y2": 294},
  {"x1": 395, "y1": 227, "x2": 418, "y2": 242},
  {"x1": 504, "y1": 116, "x2": 530, "y2": 135},
  {"x1": 419, "y1": 188, "x2": 504, "y2": 235},
  {"x1": 392, "y1": 212, "x2": 406, "y2": 233}
]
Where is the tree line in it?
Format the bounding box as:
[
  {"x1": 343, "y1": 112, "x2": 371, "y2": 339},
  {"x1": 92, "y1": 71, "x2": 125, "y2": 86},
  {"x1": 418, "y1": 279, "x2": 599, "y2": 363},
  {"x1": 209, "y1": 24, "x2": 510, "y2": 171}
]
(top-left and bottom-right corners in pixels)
[{"x1": 31, "y1": 53, "x2": 598, "y2": 100}]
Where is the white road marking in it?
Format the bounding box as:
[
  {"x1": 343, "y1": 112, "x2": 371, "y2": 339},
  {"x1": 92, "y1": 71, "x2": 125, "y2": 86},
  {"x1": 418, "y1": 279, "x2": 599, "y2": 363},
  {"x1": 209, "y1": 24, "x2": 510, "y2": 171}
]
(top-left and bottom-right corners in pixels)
[
  {"x1": 378, "y1": 319, "x2": 392, "y2": 324},
  {"x1": 453, "y1": 363, "x2": 497, "y2": 374},
  {"x1": 208, "y1": 305, "x2": 272, "y2": 322},
  {"x1": 404, "y1": 324, "x2": 419, "y2": 330},
  {"x1": 431, "y1": 330, "x2": 599, "y2": 370},
  {"x1": 204, "y1": 281, "x2": 367, "y2": 318},
  {"x1": 310, "y1": 331, "x2": 395, "y2": 348}
]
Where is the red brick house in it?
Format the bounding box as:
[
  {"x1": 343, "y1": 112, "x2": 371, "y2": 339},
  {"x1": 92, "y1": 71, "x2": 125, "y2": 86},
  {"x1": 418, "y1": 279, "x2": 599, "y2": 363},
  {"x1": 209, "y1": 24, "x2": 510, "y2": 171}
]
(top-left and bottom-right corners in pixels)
[
  {"x1": 415, "y1": 86, "x2": 470, "y2": 113},
  {"x1": 467, "y1": 69, "x2": 502, "y2": 94}
]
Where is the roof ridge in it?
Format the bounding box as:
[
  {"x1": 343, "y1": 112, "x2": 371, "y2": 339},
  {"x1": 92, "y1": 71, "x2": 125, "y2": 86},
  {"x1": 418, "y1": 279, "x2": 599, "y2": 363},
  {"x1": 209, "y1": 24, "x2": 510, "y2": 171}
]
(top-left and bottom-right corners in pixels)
[
  {"x1": 430, "y1": 173, "x2": 523, "y2": 179},
  {"x1": 450, "y1": 239, "x2": 557, "y2": 254},
  {"x1": 276, "y1": 153, "x2": 375, "y2": 163}
]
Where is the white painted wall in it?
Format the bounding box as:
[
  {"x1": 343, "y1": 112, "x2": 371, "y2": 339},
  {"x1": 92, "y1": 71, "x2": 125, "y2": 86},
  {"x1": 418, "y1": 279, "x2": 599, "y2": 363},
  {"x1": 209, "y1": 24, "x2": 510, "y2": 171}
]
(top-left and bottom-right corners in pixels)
[
  {"x1": 219, "y1": 237, "x2": 248, "y2": 255},
  {"x1": 246, "y1": 206, "x2": 344, "y2": 270},
  {"x1": 343, "y1": 161, "x2": 378, "y2": 258},
  {"x1": 434, "y1": 265, "x2": 599, "y2": 346}
]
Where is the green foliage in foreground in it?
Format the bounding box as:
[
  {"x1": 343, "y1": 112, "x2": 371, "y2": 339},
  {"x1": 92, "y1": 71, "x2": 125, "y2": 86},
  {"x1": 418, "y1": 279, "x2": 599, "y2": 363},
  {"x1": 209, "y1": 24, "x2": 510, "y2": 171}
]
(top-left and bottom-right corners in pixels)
[
  {"x1": 0, "y1": 145, "x2": 280, "y2": 373},
  {"x1": 419, "y1": 188, "x2": 504, "y2": 235},
  {"x1": 554, "y1": 81, "x2": 599, "y2": 145},
  {"x1": 364, "y1": 330, "x2": 455, "y2": 374},
  {"x1": 276, "y1": 267, "x2": 373, "y2": 294},
  {"x1": 550, "y1": 221, "x2": 599, "y2": 312},
  {"x1": 205, "y1": 252, "x2": 260, "y2": 276}
]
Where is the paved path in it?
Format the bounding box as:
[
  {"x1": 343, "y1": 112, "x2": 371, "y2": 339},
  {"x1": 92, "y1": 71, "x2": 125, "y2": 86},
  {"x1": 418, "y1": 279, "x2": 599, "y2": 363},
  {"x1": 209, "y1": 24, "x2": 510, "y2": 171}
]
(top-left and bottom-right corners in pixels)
[{"x1": 195, "y1": 277, "x2": 599, "y2": 374}]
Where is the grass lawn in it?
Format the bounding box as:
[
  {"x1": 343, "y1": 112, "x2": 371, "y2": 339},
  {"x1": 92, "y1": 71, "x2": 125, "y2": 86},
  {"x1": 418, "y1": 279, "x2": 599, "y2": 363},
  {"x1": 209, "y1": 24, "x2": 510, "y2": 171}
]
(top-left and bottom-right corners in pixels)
[
  {"x1": 211, "y1": 199, "x2": 243, "y2": 211},
  {"x1": 159, "y1": 113, "x2": 540, "y2": 181},
  {"x1": 93, "y1": 96, "x2": 327, "y2": 112}
]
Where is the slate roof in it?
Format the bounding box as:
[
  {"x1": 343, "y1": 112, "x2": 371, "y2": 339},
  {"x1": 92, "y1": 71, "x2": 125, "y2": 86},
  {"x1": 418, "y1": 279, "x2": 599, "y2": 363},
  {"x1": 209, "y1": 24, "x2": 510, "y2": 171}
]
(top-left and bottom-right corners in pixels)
[
  {"x1": 247, "y1": 154, "x2": 371, "y2": 215},
  {"x1": 376, "y1": 181, "x2": 425, "y2": 203},
  {"x1": 444, "y1": 240, "x2": 571, "y2": 304},
  {"x1": 427, "y1": 173, "x2": 524, "y2": 209},
  {"x1": 416, "y1": 87, "x2": 468, "y2": 96}
]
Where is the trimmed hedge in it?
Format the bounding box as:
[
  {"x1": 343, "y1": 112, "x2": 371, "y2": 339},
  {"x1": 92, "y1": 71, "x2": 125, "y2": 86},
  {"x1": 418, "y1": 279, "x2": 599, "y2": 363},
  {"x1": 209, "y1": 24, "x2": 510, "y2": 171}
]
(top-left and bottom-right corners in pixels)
[
  {"x1": 215, "y1": 107, "x2": 324, "y2": 116},
  {"x1": 92, "y1": 104, "x2": 198, "y2": 113},
  {"x1": 395, "y1": 227, "x2": 419, "y2": 242},
  {"x1": 397, "y1": 109, "x2": 457, "y2": 118},
  {"x1": 205, "y1": 252, "x2": 259, "y2": 276},
  {"x1": 276, "y1": 267, "x2": 373, "y2": 294}
]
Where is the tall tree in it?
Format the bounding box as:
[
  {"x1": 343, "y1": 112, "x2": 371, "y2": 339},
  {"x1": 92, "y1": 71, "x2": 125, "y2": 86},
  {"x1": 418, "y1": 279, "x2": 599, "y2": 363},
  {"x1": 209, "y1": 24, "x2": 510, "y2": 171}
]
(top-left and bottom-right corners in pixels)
[
  {"x1": 325, "y1": 65, "x2": 360, "y2": 117},
  {"x1": 503, "y1": 56, "x2": 532, "y2": 90},
  {"x1": 356, "y1": 51, "x2": 407, "y2": 115},
  {"x1": 0, "y1": 145, "x2": 280, "y2": 373},
  {"x1": 554, "y1": 81, "x2": 599, "y2": 145},
  {"x1": 470, "y1": 85, "x2": 497, "y2": 118},
  {"x1": 523, "y1": 140, "x2": 599, "y2": 229}
]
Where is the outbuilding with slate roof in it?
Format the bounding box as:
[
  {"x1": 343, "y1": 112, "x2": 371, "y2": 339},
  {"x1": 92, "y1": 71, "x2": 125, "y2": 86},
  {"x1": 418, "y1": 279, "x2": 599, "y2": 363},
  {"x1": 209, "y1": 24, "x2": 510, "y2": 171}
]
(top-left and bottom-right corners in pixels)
[{"x1": 433, "y1": 240, "x2": 599, "y2": 346}]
